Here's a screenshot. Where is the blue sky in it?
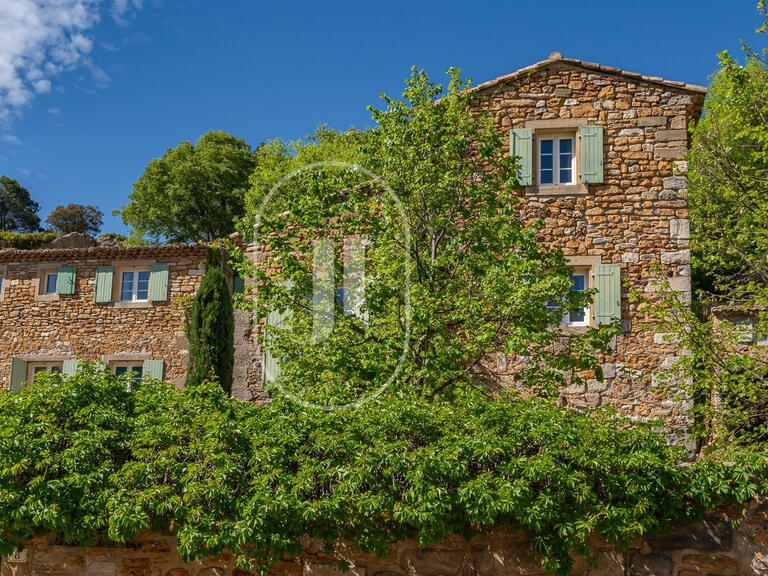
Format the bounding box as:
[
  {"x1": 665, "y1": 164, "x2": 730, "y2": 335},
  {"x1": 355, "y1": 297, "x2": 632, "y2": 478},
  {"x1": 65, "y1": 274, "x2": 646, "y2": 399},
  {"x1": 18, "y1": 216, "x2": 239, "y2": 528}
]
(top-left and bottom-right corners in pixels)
[{"x1": 0, "y1": 0, "x2": 764, "y2": 235}]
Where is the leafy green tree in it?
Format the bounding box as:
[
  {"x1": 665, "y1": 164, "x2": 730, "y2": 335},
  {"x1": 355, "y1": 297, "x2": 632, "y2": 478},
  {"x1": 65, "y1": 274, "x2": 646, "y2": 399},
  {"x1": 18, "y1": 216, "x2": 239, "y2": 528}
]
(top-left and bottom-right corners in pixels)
[
  {"x1": 120, "y1": 131, "x2": 257, "y2": 243},
  {"x1": 255, "y1": 68, "x2": 614, "y2": 408},
  {"x1": 45, "y1": 203, "x2": 103, "y2": 235},
  {"x1": 2, "y1": 366, "x2": 768, "y2": 576},
  {"x1": 238, "y1": 126, "x2": 370, "y2": 239},
  {"x1": 0, "y1": 176, "x2": 41, "y2": 232},
  {"x1": 185, "y1": 263, "x2": 234, "y2": 394}
]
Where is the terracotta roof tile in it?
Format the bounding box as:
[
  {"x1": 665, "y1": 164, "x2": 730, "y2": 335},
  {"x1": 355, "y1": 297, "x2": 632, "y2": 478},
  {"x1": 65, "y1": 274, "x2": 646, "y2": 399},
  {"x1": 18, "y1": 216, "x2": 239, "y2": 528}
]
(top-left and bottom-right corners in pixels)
[
  {"x1": 472, "y1": 56, "x2": 707, "y2": 95},
  {"x1": 0, "y1": 243, "x2": 211, "y2": 263}
]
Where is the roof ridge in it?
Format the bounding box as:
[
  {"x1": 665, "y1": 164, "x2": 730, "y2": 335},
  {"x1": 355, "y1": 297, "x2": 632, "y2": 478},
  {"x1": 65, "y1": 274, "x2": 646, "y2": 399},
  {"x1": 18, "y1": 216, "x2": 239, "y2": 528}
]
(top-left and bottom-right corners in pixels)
[{"x1": 472, "y1": 56, "x2": 707, "y2": 94}]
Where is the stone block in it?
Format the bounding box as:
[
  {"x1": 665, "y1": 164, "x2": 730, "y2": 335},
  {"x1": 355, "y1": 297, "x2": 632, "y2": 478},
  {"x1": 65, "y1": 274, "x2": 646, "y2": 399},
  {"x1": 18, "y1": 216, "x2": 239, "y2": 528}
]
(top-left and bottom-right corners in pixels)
[
  {"x1": 637, "y1": 116, "x2": 667, "y2": 127},
  {"x1": 648, "y1": 517, "x2": 732, "y2": 551},
  {"x1": 655, "y1": 129, "x2": 688, "y2": 142},
  {"x1": 400, "y1": 549, "x2": 463, "y2": 576},
  {"x1": 618, "y1": 129, "x2": 644, "y2": 137},
  {"x1": 629, "y1": 553, "x2": 672, "y2": 576},
  {"x1": 668, "y1": 276, "x2": 690, "y2": 292},
  {"x1": 662, "y1": 176, "x2": 687, "y2": 190},
  {"x1": 553, "y1": 87, "x2": 571, "y2": 97},
  {"x1": 601, "y1": 363, "x2": 616, "y2": 378},
  {"x1": 589, "y1": 551, "x2": 625, "y2": 576},
  {"x1": 669, "y1": 219, "x2": 690, "y2": 241},
  {"x1": 680, "y1": 553, "x2": 739, "y2": 574},
  {"x1": 660, "y1": 249, "x2": 690, "y2": 265},
  {"x1": 654, "y1": 147, "x2": 686, "y2": 160},
  {"x1": 621, "y1": 253, "x2": 639, "y2": 264}
]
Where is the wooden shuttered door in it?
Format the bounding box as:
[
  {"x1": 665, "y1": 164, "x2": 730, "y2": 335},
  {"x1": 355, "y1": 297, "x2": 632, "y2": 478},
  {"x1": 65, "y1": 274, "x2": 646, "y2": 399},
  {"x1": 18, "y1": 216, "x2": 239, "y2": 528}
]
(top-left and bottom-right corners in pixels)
[
  {"x1": 94, "y1": 266, "x2": 114, "y2": 303},
  {"x1": 9, "y1": 358, "x2": 27, "y2": 392},
  {"x1": 580, "y1": 125, "x2": 604, "y2": 184},
  {"x1": 143, "y1": 359, "x2": 164, "y2": 380},
  {"x1": 593, "y1": 264, "x2": 621, "y2": 326},
  {"x1": 149, "y1": 264, "x2": 170, "y2": 302},
  {"x1": 510, "y1": 128, "x2": 533, "y2": 186},
  {"x1": 56, "y1": 267, "x2": 76, "y2": 295}
]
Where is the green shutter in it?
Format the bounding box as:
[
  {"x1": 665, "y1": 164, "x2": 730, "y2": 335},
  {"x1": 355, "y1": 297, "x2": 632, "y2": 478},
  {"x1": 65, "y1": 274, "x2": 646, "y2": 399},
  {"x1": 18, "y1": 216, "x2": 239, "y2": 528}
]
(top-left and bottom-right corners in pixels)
[
  {"x1": 233, "y1": 276, "x2": 245, "y2": 294},
  {"x1": 62, "y1": 360, "x2": 80, "y2": 376},
  {"x1": 94, "y1": 266, "x2": 114, "y2": 303},
  {"x1": 9, "y1": 358, "x2": 27, "y2": 392},
  {"x1": 510, "y1": 128, "x2": 533, "y2": 186},
  {"x1": 143, "y1": 359, "x2": 164, "y2": 380},
  {"x1": 149, "y1": 264, "x2": 169, "y2": 302},
  {"x1": 56, "y1": 266, "x2": 76, "y2": 295},
  {"x1": 593, "y1": 264, "x2": 621, "y2": 326},
  {"x1": 580, "y1": 125, "x2": 604, "y2": 184}
]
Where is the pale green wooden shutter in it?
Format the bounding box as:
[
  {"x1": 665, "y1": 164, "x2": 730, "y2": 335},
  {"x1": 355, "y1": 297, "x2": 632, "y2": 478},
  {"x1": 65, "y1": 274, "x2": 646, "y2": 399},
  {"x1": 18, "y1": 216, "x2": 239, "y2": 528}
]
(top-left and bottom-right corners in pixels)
[
  {"x1": 149, "y1": 264, "x2": 169, "y2": 302},
  {"x1": 593, "y1": 264, "x2": 621, "y2": 326},
  {"x1": 510, "y1": 128, "x2": 533, "y2": 186},
  {"x1": 263, "y1": 307, "x2": 290, "y2": 384},
  {"x1": 94, "y1": 266, "x2": 114, "y2": 303},
  {"x1": 143, "y1": 359, "x2": 164, "y2": 380},
  {"x1": 56, "y1": 266, "x2": 76, "y2": 295},
  {"x1": 580, "y1": 125, "x2": 604, "y2": 184},
  {"x1": 9, "y1": 358, "x2": 27, "y2": 392},
  {"x1": 62, "y1": 360, "x2": 80, "y2": 376}
]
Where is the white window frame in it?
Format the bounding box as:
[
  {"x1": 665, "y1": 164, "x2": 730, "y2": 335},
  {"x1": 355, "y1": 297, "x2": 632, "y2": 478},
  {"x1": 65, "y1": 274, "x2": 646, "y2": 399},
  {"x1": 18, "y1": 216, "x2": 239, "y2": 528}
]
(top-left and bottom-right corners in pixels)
[
  {"x1": 43, "y1": 272, "x2": 58, "y2": 295},
  {"x1": 118, "y1": 269, "x2": 150, "y2": 302},
  {"x1": 563, "y1": 270, "x2": 590, "y2": 327},
  {"x1": 27, "y1": 362, "x2": 63, "y2": 381},
  {"x1": 538, "y1": 134, "x2": 576, "y2": 186}
]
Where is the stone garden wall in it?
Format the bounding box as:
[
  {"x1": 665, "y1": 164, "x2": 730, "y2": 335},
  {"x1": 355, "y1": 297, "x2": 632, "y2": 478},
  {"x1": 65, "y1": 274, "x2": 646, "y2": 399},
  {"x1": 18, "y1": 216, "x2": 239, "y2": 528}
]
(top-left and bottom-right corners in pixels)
[{"x1": 4, "y1": 500, "x2": 768, "y2": 576}]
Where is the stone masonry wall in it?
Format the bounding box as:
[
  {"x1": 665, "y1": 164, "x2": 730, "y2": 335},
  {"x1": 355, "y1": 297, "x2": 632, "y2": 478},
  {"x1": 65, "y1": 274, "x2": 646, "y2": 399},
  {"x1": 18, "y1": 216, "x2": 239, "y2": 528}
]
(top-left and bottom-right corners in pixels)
[
  {"x1": 0, "y1": 246, "x2": 210, "y2": 389},
  {"x1": 4, "y1": 500, "x2": 768, "y2": 576},
  {"x1": 470, "y1": 58, "x2": 706, "y2": 432}
]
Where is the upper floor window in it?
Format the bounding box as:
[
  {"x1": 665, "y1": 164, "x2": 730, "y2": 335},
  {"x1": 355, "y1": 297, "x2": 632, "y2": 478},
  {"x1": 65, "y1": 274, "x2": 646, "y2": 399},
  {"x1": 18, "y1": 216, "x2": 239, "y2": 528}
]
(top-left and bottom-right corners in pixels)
[
  {"x1": 539, "y1": 135, "x2": 575, "y2": 185},
  {"x1": 43, "y1": 272, "x2": 58, "y2": 295},
  {"x1": 119, "y1": 269, "x2": 150, "y2": 302}
]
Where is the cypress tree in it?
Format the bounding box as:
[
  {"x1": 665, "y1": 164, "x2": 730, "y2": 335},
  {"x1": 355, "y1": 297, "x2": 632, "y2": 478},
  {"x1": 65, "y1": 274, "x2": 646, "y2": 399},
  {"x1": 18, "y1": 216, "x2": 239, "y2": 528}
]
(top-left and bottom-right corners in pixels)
[{"x1": 186, "y1": 264, "x2": 234, "y2": 394}]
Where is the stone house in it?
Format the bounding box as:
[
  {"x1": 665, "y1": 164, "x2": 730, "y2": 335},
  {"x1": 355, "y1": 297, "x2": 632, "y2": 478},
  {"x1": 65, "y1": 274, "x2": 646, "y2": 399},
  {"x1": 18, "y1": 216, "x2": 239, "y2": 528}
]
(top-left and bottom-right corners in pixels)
[
  {"x1": 244, "y1": 54, "x2": 707, "y2": 431},
  {"x1": 0, "y1": 241, "x2": 215, "y2": 390}
]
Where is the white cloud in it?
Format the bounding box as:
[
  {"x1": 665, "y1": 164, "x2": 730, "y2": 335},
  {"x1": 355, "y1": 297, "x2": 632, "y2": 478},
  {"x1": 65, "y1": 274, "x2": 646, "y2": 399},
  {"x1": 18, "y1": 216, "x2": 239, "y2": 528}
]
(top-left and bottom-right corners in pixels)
[
  {"x1": 1, "y1": 134, "x2": 21, "y2": 144},
  {"x1": 0, "y1": 0, "x2": 143, "y2": 123}
]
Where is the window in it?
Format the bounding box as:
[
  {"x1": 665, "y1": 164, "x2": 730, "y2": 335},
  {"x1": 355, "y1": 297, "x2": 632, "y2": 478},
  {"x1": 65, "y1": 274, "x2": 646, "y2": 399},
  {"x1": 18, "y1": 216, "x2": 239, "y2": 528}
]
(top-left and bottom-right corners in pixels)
[
  {"x1": 548, "y1": 270, "x2": 591, "y2": 327},
  {"x1": 539, "y1": 135, "x2": 575, "y2": 185},
  {"x1": 113, "y1": 364, "x2": 143, "y2": 390},
  {"x1": 43, "y1": 272, "x2": 58, "y2": 295},
  {"x1": 119, "y1": 270, "x2": 150, "y2": 301},
  {"x1": 27, "y1": 362, "x2": 63, "y2": 382}
]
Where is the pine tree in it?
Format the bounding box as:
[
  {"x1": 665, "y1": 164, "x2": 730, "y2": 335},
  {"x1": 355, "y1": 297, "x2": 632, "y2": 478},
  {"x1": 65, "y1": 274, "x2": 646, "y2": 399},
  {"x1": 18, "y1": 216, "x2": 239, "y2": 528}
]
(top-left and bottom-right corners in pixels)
[{"x1": 186, "y1": 264, "x2": 234, "y2": 394}]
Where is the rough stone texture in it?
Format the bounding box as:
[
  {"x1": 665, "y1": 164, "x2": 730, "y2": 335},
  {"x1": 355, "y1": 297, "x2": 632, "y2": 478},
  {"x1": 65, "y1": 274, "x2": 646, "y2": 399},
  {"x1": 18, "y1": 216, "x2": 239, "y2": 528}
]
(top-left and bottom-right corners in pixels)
[
  {"x1": 0, "y1": 244, "x2": 226, "y2": 390},
  {"x1": 6, "y1": 501, "x2": 768, "y2": 576},
  {"x1": 465, "y1": 59, "x2": 705, "y2": 430}
]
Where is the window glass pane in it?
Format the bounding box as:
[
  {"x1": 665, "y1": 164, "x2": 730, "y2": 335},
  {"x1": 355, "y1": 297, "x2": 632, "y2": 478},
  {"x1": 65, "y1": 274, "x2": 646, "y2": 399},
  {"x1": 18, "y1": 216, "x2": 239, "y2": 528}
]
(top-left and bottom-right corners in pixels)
[
  {"x1": 120, "y1": 271, "x2": 134, "y2": 301},
  {"x1": 540, "y1": 140, "x2": 553, "y2": 154},
  {"x1": 559, "y1": 168, "x2": 573, "y2": 184},
  {"x1": 45, "y1": 274, "x2": 58, "y2": 294},
  {"x1": 51, "y1": 366, "x2": 61, "y2": 374},
  {"x1": 540, "y1": 153, "x2": 553, "y2": 170},
  {"x1": 540, "y1": 170, "x2": 553, "y2": 184},
  {"x1": 0, "y1": 274, "x2": 3, "y2": 291},
  {"x1": 115, "y1": 366, "x2": 127, "y2": 376},
  {"x1": 132, "y1": 367, "x2": 143, "y2": 379},
  {"x1": 34, "y1": 366, "x2": 47, "y2": 374},
  {"x1": 569, "y1": 274, "x2": 586, "y2": 323},
  {"x1": 136, "y1": 270, "x2": 150, "y2": 300},
  {"x1": 559, "y1": 138, "x2": 573, "y2": 154},
  {"x1": 559, "y1": 138, "x2": 573, "y2": 184}
]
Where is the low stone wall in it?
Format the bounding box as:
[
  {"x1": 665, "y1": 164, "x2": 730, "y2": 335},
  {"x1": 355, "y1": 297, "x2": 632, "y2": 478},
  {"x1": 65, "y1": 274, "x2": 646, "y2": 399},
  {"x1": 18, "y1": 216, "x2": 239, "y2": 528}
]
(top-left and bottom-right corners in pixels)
[{"x1": 3, "y1": 500, "x2": 768, "y2": 576}]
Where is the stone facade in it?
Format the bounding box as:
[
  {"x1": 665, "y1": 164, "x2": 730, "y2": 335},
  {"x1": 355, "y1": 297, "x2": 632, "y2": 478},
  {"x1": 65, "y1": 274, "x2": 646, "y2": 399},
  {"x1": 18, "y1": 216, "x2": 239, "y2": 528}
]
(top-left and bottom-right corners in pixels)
[
  {"x1": 4, "y1": 500, "x2": 768, "y2": 576},
  {"x1": 0, "y1": 244, "x2": 215, "y2": 389},
  {"x1": 467, "y1": 55, "x2": 705, "y2": 430}
]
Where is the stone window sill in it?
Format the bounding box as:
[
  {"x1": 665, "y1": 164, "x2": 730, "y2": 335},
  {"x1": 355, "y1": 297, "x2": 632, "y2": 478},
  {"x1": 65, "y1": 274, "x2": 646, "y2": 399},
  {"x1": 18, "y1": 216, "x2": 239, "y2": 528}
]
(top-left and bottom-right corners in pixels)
[
  {"x1": 35, "y1": 293, "x2": 59, "y2": 303},
  {"x1": 525, "y1": 184, "x2": 589, "y2": 196},
  {"x1": 112, "y1": 300, "x2": 153, "y2": 309}
]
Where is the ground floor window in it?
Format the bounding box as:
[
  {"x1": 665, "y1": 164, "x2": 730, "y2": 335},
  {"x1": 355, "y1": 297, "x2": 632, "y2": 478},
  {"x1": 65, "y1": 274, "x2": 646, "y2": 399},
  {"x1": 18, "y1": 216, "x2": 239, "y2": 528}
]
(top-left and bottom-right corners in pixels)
[
  {"x1": 547, "y1": 268, "x2": 591, "y2": 327},
  {"x1": 28, "y1": 362, "x2": 62, "y2": 381}
]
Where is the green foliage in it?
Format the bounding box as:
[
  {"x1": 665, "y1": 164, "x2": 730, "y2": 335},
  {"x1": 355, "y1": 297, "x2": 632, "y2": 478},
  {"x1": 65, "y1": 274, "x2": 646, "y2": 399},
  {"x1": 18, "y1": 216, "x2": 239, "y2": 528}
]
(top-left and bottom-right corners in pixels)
[
  {"x1": 120, "y1": 131, "x2": 257, "y2": 243},
  {"x1": 3, "y1": 370, "x2": 767, "y2": 575},
  {"x1": 238, "y1": 126, "x2": 371, "y2": 240},
  {"x1": 45, "y1": 203, "x2": 103, "y2": 235},
  {"x1": 186, "y1": 265, "x2": 235, "y2": 394},
  {"x1": 0, "y1": 176, "x2": 41, "y2": 233},
  {"x1": 253, "y1": 68, "x2": 616, "y2": 407},
  {"x1": 0, "y1": 230, "x2": 57, "y2": 249}
]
